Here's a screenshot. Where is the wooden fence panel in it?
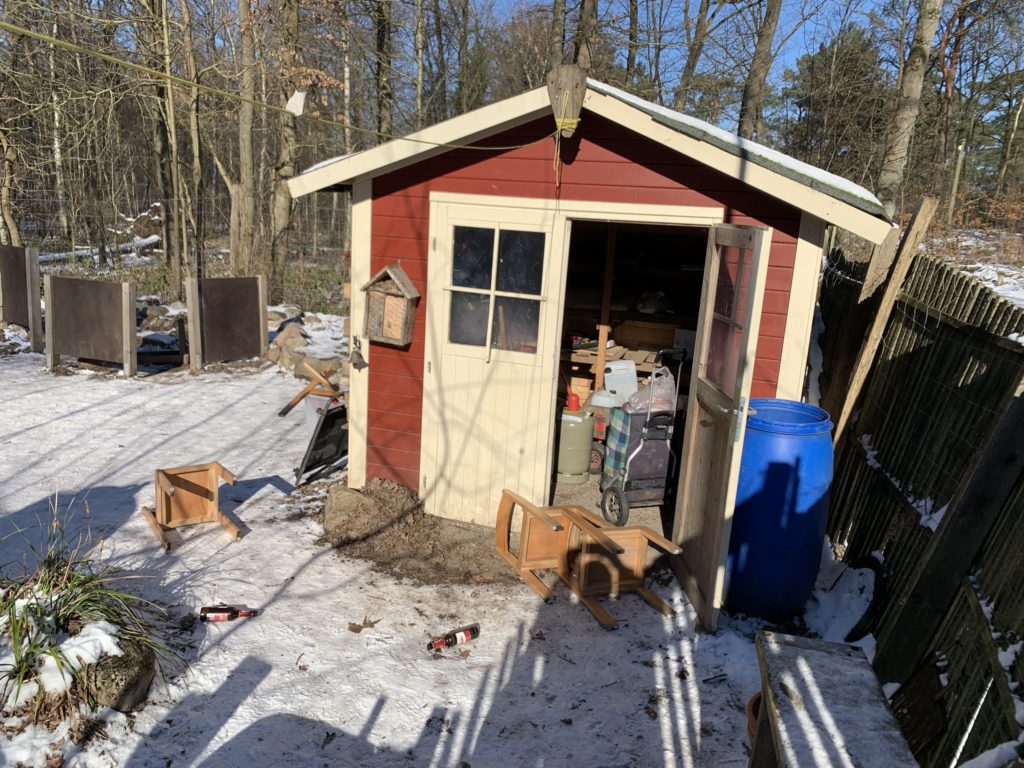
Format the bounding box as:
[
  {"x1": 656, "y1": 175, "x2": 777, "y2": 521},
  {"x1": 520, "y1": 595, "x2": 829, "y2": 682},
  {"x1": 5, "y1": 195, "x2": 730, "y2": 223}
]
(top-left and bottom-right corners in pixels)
[
  {"x1": 820, "y1": 253, "x2": 1024, "y2": 765},
  {"x1": 45, "y1": 275, "x2": 137, "y2": 375},
  {"x1": 0, "y1": 244, "x2": 30, "y2": 326}
]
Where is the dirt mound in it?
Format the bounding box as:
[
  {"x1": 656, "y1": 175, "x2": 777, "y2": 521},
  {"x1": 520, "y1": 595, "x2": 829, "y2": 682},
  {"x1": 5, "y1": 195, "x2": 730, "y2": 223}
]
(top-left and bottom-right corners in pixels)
[{"x1": 320, "y1": 478, "x2": 519, "y2": 587}]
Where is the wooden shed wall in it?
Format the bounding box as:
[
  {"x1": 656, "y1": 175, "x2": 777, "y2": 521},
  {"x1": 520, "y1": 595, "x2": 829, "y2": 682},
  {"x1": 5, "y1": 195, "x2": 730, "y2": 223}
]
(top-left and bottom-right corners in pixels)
[{"x1": 365, "y1": 112, "x2": 802, "y2": 489}]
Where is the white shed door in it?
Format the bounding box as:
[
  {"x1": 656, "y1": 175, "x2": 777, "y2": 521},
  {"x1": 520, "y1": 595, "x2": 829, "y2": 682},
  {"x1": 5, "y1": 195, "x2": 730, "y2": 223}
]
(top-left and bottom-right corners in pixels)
[
  {"x1": 421, "y1": 201, "x2": 563, "y2": 526},
  {"x1": 673, "y1": 223, "x2": 771, "y2": 632}
]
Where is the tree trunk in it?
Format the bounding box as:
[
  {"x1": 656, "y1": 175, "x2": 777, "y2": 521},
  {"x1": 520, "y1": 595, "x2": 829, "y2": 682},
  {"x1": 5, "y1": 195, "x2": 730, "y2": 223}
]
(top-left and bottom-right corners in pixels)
[
  {"x1": 181, "y1": 0, "x2": 204, "y2": 278},
  {"x1": 159, "y1": 0, "x2": 182, "y2": 293},
  {"x1": 456, "y1": 0, "x2": 471, "y2": 112},
  {"x1": 374, "y1": 0, "x2": 393, "y2": 136},
  {"x1": 626, "y1": 0, "x2": 638, "y2": 84},
  {"x1": 432, "y1": 0, "x2": 448, "y2": 119},
  {"x1": 738, "y1": 0, "x2": 781, "y2": 140},
  {"x1": 994, "y1": 86, "x2": 1023, "y2": 195},
  {"x1": 236, "y1": 0, "x2": 256, "y2": 274},
  {"x1": 876, "y1": 0, "x2": 943, "y2": 217},
  {"x1": 415, "y1": 0, "x2": 425, "y2": 128},
  {"x1": 48, "y1": 22, "x2": 70, "y2": 244},
  {"x1": 270, "y1": 0, "x2": 299, "y2": 304},
  {"x1": 574, "y1": 0, "x2": 598, "y2": 72},
  {"x1": 548, "y1": 0, "x2": 566, "y2": 71},
  {"x1": 674, "y1": 0, "x2": 711, "y2": 109},
  {"x1": 0, "y1": 128, "x2": 21, "y2": 247},
  {"x1": 342, "y1": 1, "x2": 353, "y2": 152}
]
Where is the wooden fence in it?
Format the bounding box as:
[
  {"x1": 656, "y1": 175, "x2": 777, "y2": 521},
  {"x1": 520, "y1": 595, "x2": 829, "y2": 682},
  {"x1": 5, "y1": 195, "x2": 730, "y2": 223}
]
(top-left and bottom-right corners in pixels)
[{"x1": 819, "y1": 252, "x2": 1024, "y2": 767}]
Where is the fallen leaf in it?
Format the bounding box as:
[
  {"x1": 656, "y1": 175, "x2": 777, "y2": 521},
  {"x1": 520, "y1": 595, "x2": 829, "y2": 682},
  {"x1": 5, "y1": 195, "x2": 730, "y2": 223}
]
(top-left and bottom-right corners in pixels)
[
  {"x1": 347, "y1": 615, "x2": 382, "y2": 633},
  {"x1": 459, "y1": 649, "x2": 471, "y2": 658}
]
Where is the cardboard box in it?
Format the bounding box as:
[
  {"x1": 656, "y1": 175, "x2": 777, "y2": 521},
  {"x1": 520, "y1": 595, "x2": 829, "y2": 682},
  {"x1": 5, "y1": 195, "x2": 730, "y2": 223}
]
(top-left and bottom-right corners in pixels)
[{"x1": 613, "y1": 320, "x2": 679, "y2": 350}]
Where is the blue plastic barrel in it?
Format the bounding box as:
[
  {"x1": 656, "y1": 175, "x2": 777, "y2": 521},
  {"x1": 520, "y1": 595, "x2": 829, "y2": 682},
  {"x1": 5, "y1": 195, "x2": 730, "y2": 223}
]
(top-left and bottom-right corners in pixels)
[{"x1": 725, "y1": 399, "x2": 833, "y2": 619}]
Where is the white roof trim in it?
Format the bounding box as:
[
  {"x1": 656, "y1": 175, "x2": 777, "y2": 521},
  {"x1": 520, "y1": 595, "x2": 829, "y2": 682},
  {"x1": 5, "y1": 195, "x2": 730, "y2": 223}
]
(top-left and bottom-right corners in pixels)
[
  {"x1": 288, "y1": 81, "x2": 892, "y2": 243},
  {"x1": 287, "y1": 87, "x2": 553, "y2": 198},
  {"x1": 581, "y1": 89, "x2": 893, "y2": 244}
]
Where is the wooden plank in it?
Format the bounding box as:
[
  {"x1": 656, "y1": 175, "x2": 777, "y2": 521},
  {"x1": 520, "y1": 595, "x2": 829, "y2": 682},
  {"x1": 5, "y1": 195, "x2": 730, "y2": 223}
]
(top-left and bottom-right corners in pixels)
[
  {"x1": 832, "y1": 196, "x2": 938, "y2": 447},
  {"x1": 122, "y1": 282, "x2": 137, "y2": 377},
  {"x1": 754, "y1": 631, "x2": 917, "y2": 767},
  {"x1": 594, "y1": 224, "x2": 616, "y2": 391},
  {"x1": 25, "y1": 248, "x2": 42, "y2": 352},
  {"x1": 257, "y1": 274, "x2": 268, "y2": 354},
  {"x1": 44, "y1": 274, "x2": 55, "y2": 370},
  {"x1": 873, "y1": 377, "x2": 1024, "y2": 684},
  {"x1": 858, "y1": 225, "x2": 900, "y2": 302},
  {"x1": 185, "y1": 276, "x2": 202, "y2": 373}
]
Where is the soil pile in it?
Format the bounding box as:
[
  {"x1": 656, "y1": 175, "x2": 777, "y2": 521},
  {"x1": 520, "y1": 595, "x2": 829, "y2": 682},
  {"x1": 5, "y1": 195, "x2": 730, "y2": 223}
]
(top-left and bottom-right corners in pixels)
[{"x1": 320, "y1": 478, "x2": 520, "y2": 587}]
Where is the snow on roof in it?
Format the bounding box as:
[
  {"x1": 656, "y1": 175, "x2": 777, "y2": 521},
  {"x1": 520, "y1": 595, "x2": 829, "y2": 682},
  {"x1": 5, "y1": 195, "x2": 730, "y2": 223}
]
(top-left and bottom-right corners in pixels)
[{"x1": 586, "y1": 80, "x2": 887, "y2": 219}]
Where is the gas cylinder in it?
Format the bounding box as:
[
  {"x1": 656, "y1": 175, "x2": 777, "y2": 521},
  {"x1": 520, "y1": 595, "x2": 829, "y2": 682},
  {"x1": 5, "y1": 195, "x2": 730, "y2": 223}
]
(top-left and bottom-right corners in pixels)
[{"x1": 556, "y1": 392, "x2": 595, "y2": 485}]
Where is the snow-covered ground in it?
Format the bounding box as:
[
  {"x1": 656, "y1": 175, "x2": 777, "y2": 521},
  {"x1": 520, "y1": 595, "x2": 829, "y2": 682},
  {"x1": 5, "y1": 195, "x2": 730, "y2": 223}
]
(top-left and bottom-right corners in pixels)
[
  {"x1": 924, "y1": 228, "x2": 1024, "y2": 310},
  {"x1": 0, "y1": 350, "x2": 881, "y2": 767}
]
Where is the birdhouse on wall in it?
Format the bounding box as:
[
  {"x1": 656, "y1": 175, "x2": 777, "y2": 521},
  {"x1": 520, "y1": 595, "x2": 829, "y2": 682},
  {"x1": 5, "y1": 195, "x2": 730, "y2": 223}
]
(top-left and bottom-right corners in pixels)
[{"x1": 361, "y1": 263, "x2": 420, "y2": 347}]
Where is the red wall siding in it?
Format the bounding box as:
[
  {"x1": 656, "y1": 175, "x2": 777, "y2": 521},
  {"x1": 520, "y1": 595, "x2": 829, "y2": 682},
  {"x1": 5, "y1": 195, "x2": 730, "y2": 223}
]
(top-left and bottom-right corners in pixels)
[{"x1": 365, "y1": 112, "x2": 803, "y2": 488}]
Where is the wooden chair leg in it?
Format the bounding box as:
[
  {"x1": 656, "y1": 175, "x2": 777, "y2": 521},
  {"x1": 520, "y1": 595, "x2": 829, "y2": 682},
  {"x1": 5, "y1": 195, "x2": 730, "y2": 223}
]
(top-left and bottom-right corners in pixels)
[
  {"x1": 637, "y1": 586, "x2": 673, "y2": 617},
  {"x1": 521, "y1": 569, "x2": 553, "y2": 600},
  {"x1": 579, "y1": 595, "x2": 618, "y2": 630},
  {"x1": 140, "y1": 506, "x2": 171, "y2": 552}
]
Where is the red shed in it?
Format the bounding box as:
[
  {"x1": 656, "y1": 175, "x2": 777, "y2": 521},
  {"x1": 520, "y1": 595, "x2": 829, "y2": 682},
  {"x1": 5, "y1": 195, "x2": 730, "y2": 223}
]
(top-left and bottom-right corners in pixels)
[{"x1": 289, "y1": 80, "x2": 891, "y2": 628}]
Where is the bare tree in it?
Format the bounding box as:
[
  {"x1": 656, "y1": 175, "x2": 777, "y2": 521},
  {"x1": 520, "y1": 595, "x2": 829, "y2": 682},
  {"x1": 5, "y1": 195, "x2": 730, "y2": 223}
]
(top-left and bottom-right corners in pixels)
[
  {"x1": 876, "y1": 0, "x2": 943, "y2": 217},
  {"x1": 737, "y1": 0, "x2": 781, "y2": 139}
]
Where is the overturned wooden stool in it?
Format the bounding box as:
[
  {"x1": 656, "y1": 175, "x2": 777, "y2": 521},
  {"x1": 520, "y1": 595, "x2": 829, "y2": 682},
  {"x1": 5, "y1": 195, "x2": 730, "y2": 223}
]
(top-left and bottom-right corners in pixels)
[
  {"x1": 495, "y1": 489, "x2": 681, "y2": 629},
  {"x1": 140, "y1": 462, "x2": 239, "y2": 551}
]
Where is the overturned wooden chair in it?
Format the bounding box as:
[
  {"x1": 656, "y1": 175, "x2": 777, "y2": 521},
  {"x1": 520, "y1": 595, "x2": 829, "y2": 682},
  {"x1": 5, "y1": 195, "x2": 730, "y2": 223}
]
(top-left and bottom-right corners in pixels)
[
  {"x1": 140, "y1": 462, "x2": 239, "y2": 551},
  {"x1": 495, "y1": 489, "x2": 681, "y2": 629}
]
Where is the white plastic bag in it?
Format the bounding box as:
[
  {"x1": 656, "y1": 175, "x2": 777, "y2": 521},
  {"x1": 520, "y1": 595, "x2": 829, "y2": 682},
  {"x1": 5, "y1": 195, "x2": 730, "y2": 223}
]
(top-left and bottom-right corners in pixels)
[{"x1": 624, "y1": 367, "x2": 676, "y2": 413}]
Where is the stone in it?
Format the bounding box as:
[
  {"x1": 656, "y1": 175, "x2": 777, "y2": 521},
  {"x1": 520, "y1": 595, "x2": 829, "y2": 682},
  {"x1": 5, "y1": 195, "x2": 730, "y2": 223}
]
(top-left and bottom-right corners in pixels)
[
  {"x1": 267, "y1": 309, "x2": 288, "y2": 322},
  {"x1": 140, "y1": 315, "x2": 178, "y2": 332},
  {"x1": 303, "y1": 313, "x2": 321, "y2": 325},
  {"x1": 166, "y1": 300, "x2": 186, "y2": 311},
  {"x1": 324, "y1": 486, "x2": 380, "y2": 540},
  {"x1": 145, "y1": 305, "x2": 169, "y2": 319},
  {"x1": 272, "y1": 322, "x2": 308, "y2": 348},
  {"x1": 278, "y1": 338, "x2": 308, "y2": 371},
  {"x1": 83, "y1": 636, "x2": 156, "y2": 713},
  {"x1": 265, "y1": 345, "x2": 282, "y2": 363}
]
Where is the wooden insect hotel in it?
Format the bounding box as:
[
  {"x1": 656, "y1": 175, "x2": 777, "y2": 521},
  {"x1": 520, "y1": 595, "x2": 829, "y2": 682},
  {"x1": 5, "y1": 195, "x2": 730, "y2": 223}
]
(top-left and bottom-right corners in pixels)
[{"x1": 361, "y1": 263, "x2": 419, "y2": 347}]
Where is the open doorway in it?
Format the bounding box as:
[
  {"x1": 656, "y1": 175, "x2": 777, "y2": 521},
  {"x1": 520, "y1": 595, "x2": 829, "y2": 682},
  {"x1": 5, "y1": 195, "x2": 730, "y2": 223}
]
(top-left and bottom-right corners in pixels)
[{"x1": 550, "y1": 220, "x2": 709, "y2": 539}]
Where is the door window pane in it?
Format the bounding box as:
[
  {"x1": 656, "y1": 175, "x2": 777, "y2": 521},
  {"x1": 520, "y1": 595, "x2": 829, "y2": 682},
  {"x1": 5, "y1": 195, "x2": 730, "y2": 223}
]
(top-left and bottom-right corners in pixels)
[
  {"x1": 706, "y1": 316, "x2": 742, "y2": 394},
  {"x1": 449, "y1": 291, "x2": 490, "y2": 346},
  {"x1": 496, "y1": 230, "x2": 544, "y2": 294},
  {"x1": 453, "y1": 226, "x2": 494, "y2": 289},
  {"x1": 491, "y1": 297, "x2": 540, "y2": 353}
]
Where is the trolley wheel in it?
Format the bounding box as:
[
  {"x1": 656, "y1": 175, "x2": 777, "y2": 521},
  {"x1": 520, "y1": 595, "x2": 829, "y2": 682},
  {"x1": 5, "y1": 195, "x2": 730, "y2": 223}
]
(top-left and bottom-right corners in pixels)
[
  {"x1": 589, "y1": 442, "x2": 606, "y2": 475},
  {"x1": 601, "y1": 485, "x2": 629, "y2": 527}
]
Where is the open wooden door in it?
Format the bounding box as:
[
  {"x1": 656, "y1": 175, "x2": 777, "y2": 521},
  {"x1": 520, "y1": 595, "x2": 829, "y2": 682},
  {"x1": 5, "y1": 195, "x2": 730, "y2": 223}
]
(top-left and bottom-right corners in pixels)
[{"x1": 672, "y1": 223, "x2": 771, "y2": 631}]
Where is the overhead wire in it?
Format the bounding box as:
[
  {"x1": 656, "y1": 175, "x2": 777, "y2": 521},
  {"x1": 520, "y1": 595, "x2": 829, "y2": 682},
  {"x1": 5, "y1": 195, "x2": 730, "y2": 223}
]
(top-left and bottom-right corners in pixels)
[{"x1": 0, "y1": 18, "x2": 556, "y2": 154}]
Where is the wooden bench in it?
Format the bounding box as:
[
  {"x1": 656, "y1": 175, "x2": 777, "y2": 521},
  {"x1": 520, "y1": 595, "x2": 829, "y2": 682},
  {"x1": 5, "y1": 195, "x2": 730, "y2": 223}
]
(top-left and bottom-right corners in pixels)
[{"x1": 750, "y1": 631, "x2": 917, "y2": 768}]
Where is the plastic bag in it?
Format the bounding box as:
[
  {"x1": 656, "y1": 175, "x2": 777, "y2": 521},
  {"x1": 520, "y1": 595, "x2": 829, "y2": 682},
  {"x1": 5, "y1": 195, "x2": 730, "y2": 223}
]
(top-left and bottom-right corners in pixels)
[{"x1": 624, "y1": 367, "x2": 676, "y2": 413}]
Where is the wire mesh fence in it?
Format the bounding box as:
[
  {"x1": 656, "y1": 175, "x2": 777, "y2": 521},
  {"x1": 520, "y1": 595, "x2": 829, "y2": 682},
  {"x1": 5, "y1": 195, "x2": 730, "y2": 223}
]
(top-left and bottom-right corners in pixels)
[{"x1": 820, "y1": 249, "x2": 1024, "y2": 766}]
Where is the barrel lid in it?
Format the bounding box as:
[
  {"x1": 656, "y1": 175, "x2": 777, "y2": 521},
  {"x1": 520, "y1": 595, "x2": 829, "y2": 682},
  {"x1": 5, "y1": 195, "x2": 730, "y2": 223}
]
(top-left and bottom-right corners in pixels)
[{"x1": 746, "y1": 398, "x2": 832, "y2": 436}]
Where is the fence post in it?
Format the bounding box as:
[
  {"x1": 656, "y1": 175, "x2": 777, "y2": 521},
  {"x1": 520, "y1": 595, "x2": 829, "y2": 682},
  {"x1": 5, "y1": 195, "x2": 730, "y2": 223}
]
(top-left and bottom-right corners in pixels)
[
  {"x1": 873, "y1": 377, "x2": 1024, "y2": 684},
  {"x1": 44, "y1": 274, "x2": 56, "y2": 370},
  {"x1": 25, "y1": 247, "x2": 42, "y2": 353},
  {"x1": 185, "y1": 276, "x2": 202, "y2": 373},
  {"x1": 121, "y1": 282, "x2": 137, "y2": 377},
  {"x1": 257, "y1": 274, "x2": 268, "y2": 355}
]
